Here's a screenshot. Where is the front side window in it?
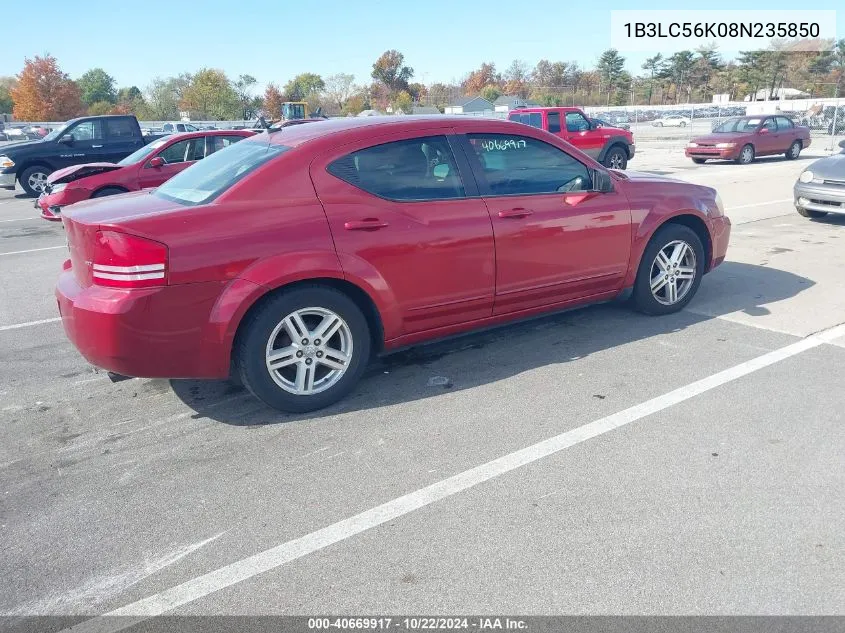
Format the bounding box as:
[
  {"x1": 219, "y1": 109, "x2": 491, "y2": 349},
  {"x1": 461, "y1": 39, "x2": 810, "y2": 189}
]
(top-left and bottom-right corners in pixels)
[
  {"x1": 155, "y1": 139, "x2": 289, "y2": 205},
  {"x1": 327, "y1": 136, "x2": 465, "y2": 201},
  {"x1": 761, "y1": 118, "x2": 778, "y2": 131},
  {"x1": 467, "y1": 134, "x2": 592, "y2": 196},
  {"x1": 69, "y1": 120, "x2": 103, "y2": 141},
  {"x1": 565, "y1": 112, "x2": 590, "y2": 133}
]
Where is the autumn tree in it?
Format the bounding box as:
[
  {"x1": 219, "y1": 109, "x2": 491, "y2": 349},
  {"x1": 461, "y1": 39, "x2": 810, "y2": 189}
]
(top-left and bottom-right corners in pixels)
[
  {"x1": 341, "y1": 93, "x2": 366, "y2": 116},
  {"x1": 180, "y1": 69, "x2": 241, "y2": 120},
  {"x1": 0, "y1": 77, "x2": 14, "y2": 113},
  {"x1": 263, "y1": 83, "x2": 284, "y2": 118},
  {"x1": 77, "y1": 68, "x2": 117, "y2": 106},
  {"x1": 144, "y1": 74, "x2": 192, "y2": 120},
  {"x1": 321, "y1": 73, "x2": 355, "y2": 111},
  {"x1": 463, "y1": 63, "x2": 498, "y2": 95},
  {"x1": 371, "y1": 50, "x2": 414, "y2": 93},
  {"x1": 480, "y1": 84, "x2": 501, "y2": 103},
  {"x1": 283, "y1": 73, "x2": 325, "y2": 101},
  {"x1": 503, "y1": 60, "x2": 530, "y2": 97},
  {"x1": 11, "y1": 55, "x2": 84, "y2": 120},
  {"x1": 232, "y1": 74, "x2": 259, "y2": 119},
  {"x1": 86, "y1": 101, "x2": 113, "y2": 115},
  {"x1": 392, "y1": 90, "x2": 413, "y2": 114},
  {"x1": 532, "y1": 60, "x2": 568, "y2": 88},
  {"x1": 427, "y1": 82, "x2": 454, "y2": 108}
]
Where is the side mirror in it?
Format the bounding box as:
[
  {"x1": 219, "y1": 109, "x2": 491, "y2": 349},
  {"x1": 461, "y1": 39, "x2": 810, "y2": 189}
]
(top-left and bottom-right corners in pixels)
[
  {"x1": 593, "y1": 169, "x2": 614, "y2": 192},
  {"x1": 148, "y1": 156, "x2": 165, "y2": 168},
  {"x1": 59, "y1": 134, "x2": 73, "y2": 144},
  {"x1": 758, "y1": 128, "x2": 769, "y2": 134}
]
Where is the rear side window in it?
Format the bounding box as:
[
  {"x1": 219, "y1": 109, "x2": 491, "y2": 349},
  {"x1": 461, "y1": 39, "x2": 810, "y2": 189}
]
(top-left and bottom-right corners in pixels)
[
  {"x1": 776, "y1": 116, "x2": 794, "y2": 129},
  {"x1": 158, "y1": 138, "x2": 205, "y2": 164},
  {"x1": 508, "y1": 112, "x2": 542, "y2": 129},
  {"x1": 547, "y1": 112, "x2": 561, "y2": 133},
  {"x1": 206, "y1": 135, "x2": 242, "y2": 156},
  {"x1": 105, "y1": 118, "x2": 136, "y2": 138},
  {"x1": 327, "y1": 136, "x2": 465, "y2": 201}
]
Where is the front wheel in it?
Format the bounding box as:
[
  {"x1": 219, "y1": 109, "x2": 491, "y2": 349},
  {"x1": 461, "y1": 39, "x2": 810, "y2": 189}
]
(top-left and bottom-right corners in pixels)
[
  {"x1": 631, "y1": 224, "x2": 705, "y2": 316},
  {"x1": 602, "y1": 146, "x2": 627, "y2": 170},
  {"x1": 20, "y1": 165, "x2": 52, "y2": 197},
  {"x1": 236, "y1": 286, "x2": 371, "y2": 413},
  {"x1": 679, "y1": 121, "x2": 687, "y2": 128},
  {"x1": 736, "y1": 144, "x2": 755, "y2": 165}
]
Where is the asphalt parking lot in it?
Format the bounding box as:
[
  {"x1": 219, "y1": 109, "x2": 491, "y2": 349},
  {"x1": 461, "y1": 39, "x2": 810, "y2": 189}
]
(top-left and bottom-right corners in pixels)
[{"x1": 1, "y1": 143, "x2": 844, "y2": 629}]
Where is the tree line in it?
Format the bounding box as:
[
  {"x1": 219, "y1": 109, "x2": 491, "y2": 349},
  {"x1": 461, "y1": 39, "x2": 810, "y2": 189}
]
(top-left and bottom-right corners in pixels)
[{"x1": 2, "y1": 40, "x2": 843, "y2": 122}]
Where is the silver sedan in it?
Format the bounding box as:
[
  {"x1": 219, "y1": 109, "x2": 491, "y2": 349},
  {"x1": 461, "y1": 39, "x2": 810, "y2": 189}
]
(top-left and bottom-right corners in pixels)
[{"x1": 794, "y1": 140, "x2": 845, "y2": 219}]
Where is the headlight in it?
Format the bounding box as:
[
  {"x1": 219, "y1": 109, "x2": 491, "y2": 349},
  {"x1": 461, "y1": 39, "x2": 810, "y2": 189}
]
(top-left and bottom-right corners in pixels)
[
  {"x1": 799, "y1": 170, "x2": 813, "y2": 183},
  {"x1": 688, "y1": 142, "x2": 699, "y2": 148},
  {"x1": 49, "y1": 183, "x2": 67, "y2": 193},
  {"x1": 715, "y1": 143, "x2": 736, "y2": 148},
  {"x1": 0, "y1": 155, "x2": 14, "y2": 169}
]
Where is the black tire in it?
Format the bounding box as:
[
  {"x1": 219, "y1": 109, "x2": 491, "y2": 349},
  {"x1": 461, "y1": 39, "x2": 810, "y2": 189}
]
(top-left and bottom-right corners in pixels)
[
  {"x1": 235, "y1": 285, "x2": 372, "y2": 413},
  {"x1": 679, "y1": 121, "x2": 687, "y2": 128},
  {"x1": 93, "y1": 187, "x2": 129, "y2": 198},
  {"x1": 654, "y1": 122, "x2": 663, "y2": 127},
  {"x1": 796, "y1": 206, "x2": 827, "y2": 219},
  {"x1": 692, "y1": 158, "x2": 707, "y2": 164},
  {"x1": 19, "y1": 165, "x2": 52, "y2": 197},
  {"x1": 785, "y1": 141, "x2": 802, "y2": 160},
  {"x1": 735, "y1": 144, "x2": 755, "y2": 165},
  {"x1": 602, "y1": 146, "x2": 628, "y2": 170},
  {"x1": 631, "y1": 223, "x2": 705, "y2": 316}
]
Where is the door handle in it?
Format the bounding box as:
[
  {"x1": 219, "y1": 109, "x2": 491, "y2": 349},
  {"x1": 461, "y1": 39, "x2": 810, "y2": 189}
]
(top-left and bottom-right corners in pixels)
[
  {"x1": 344, "y1": 219, "x2": 388, "y2": 231},
  {"x1": 498, "y1": 208, "x2": 533, "y2": 219},
  {"x1": 92, "y1": 144, "x2": 103, "y2": 148}
]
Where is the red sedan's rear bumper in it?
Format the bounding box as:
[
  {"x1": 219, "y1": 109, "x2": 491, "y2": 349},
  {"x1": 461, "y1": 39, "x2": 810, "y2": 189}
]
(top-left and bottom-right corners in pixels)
[{"x1": 56, "y1": 269, "x2": 230, "y2": 379}]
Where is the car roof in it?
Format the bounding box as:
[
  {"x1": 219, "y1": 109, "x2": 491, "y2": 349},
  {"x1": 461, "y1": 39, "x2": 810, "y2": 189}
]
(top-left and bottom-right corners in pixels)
[
  {"x1": 262, "y1": 115, "x2": 527, "y2": 149},
  {"x1": 159, "y1": 129, "x2": 253, "y2": 141}
]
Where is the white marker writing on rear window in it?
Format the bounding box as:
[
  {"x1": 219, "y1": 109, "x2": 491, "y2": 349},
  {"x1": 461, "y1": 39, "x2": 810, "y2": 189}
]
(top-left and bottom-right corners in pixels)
[{"x1": 481, "y1": 139, "x2": 527, "y2": 151}]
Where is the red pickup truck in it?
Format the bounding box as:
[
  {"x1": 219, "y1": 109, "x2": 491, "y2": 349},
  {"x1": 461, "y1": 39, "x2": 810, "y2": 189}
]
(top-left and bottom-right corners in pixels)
[
  {"x1": 507, "y1": 106, "x2": 636, "y2": 169},
  {"x1": 686, "y1": 115, "x2": 811, "y2": 165}
]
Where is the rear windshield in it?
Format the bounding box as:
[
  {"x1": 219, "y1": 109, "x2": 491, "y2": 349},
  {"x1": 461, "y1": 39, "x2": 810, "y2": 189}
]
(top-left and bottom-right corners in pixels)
[
  {"x1": 118, "y1": 138, "x2": 169, "y2": 166},
  {"x1": 154, "y1": 139, "x2": 290, "y2": 205}
]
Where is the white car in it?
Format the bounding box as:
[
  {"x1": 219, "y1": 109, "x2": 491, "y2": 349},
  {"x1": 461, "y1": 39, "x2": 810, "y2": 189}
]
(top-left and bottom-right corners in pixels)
[{"x1": 652, "y1": 115, "x2": 691, "y2": 128}]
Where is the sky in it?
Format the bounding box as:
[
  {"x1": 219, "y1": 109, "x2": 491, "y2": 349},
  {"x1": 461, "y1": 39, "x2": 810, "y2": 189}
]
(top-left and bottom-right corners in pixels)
[{"x1": 1, "y1": 0, "x2": 842, "y2": 94}]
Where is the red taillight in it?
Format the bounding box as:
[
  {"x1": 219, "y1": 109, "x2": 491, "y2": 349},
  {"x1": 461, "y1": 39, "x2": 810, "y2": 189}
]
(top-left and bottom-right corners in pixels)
[{"x1": 92, "y1": 230, "x2": 168, "y2": 288}]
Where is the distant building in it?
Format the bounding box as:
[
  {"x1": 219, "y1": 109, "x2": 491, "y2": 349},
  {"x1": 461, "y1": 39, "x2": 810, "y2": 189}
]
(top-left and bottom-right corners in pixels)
[
  {"x1": 493, "y1": 95, "x2": 539, "y2": 113},
  {"x1": 412, "y1": 105, "x2": 441, "y2": 115},
  {"x1": 745, "y1": 87, "x2": 810, "y2": 102},
  {"x1": 443, "y1": 96, "x2": 494, "y2": 115}
]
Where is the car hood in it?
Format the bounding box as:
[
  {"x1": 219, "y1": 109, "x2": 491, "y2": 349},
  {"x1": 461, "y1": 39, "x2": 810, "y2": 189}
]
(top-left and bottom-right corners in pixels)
[
  {"x1": 0, "y1": 138, "x2": 45, "y2": 153},
  {"x1": 614, "y1": 170, "x2": 683, "y2": 184},
  {"x1": 62, "y1": 189, "x2": 184, "y2": 225},
  {"x1": 691, "y1": 133, "x2": 748, "y2": 144},
  {"x1": 805, "y1": 153, "x2": 845, "y2": 180},
  {"x1": 48, "y1": 162, "x2": 123, "y2": 184}
]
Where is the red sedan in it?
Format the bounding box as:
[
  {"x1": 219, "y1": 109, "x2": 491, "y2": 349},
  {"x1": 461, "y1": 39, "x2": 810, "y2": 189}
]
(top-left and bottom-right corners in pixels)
[
  {"x1": 38, "y1": 130, "x2": 254, "y2": 221},
  {"x1": 56, "y1": 117, "x2": 731, "y2": 413},
  {"x1": 685, "y1": 115, "x2": 811, "y2": 165}
]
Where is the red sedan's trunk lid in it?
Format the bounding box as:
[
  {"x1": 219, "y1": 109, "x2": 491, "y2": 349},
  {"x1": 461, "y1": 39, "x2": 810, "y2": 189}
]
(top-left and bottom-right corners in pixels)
[
  {"x1": 48, "y1": 162, "x2": 123, "y2": 184},
  {"x1": 62, "y1": 215, "x2": 99, "y2": 288}
]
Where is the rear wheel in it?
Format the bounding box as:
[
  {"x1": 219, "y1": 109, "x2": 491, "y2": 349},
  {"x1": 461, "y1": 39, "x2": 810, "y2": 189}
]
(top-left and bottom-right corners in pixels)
[
  {"x1": 654, "y1": 122, "x2": 663, "y2": 127},
  {"x1": 236, "y1": 286, "x2": 371, "y2": 413},
  {"x1": 20, "y1": 165, "x2": 51, "y2": 197},
  {"x1": 631, "y1": 224, "x2": 705, "y2": 316},
  {"x1": 786, "y1": 141, "x2": 802, "y2": 160},
  {"x1": 602, "y1": 146, "x2": 627, "y2": 170},
  {"x1": 692, "y1": 158, "x2": 707, "y2": 164},
  {"x1": 679, "y1": 121, "x2": 687, "y2": 128},
  {"x1": 796, "y1": 206, "x2": 828, "y2": 219},
  {"x1": 736, "y1": 144, "x2": 755, "y2": 165},
  {"x1": 93, "y1": 187, "x2": 129, "y2": 198}
]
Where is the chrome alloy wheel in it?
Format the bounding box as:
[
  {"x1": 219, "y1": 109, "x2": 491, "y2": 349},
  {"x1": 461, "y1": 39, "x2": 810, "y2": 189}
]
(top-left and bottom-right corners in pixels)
[
  {"x1": 28, "y1": 171, "x2": 49, "y2": 193},
  {"x1": 650, "y1": 240, "x2": 697, "y2": 306},
  {"x1": 740, "y1": 145, "x2": 754, "y2": 163},
  {"x1": 265, "y1": 307, "x2": 353, "y2": 396},
  {"x1": 609, "y1": 152, "x2": 625, "y2": 169}
]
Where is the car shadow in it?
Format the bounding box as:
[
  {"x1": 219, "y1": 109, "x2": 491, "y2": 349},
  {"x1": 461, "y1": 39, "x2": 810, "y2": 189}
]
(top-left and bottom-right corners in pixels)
[{"x1": 170, "y1": 261, "x2": 815, "y2": 426}]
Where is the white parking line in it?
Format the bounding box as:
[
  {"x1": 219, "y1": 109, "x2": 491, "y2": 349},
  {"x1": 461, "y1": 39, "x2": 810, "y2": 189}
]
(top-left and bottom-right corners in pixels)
[
  {"x1": 0, "y1": 317, "x2": 61, "y2": 332},
  {"x1": 61, "y1": 322, "x2": 845, "y2": 633},
  {"x1": 0, "y1": 217, "x2": 38, "y2": 223},
  {"x1": 726, "y1": 198, "x2": 792, "y2": 211},
  {"x1": 0, "y1": 245, "x2": 65, "y2": 256}
]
